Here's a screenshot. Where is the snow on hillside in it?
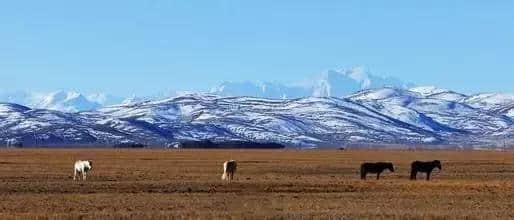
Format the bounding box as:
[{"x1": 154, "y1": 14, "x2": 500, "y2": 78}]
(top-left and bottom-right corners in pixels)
[
  {"x1": 507, "y1": 108, "x2": 514, "y2": 118},
  {"x1": 409, "y1": 86, "x2": 467, "y2": 102},
  {"x1": 0, "y1": 89, "x2": 512, "y2": 148},
  {"x1": 347, "y1": 88, "x2": 510, "y2": 137},
  {"x1": 426, "y1": 92, "x2": 467, "y2": 102},
  {"x1": 410, "y1": 86, "x2": 450, "y2": 96},
  {"x1": 348, "y1": 87, "x2": 421, "y2": 102},
  {"x1": 463, "y1": 93, "x2": 514, "y2": 110}
]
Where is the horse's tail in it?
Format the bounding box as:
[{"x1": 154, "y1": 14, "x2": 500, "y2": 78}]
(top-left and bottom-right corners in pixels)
[
  {"x1": 360, "y1": 164, "x2": 366, "y2": 180},
  {"x1": 410, "y1": 162, "x2": 417, "y2": 180},
  {"x1": 222, "y1": 161, "x2": 228, "y2": 180}
]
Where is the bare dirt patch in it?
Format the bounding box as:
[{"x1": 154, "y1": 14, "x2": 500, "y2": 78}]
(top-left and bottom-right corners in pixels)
[{"x1": 0, "y1": 149, "x2": 513, "y2": 219}]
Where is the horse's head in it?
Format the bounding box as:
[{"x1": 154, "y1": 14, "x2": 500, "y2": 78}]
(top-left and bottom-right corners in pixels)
[
  {"x1": 433, "y1": 160, "x2": 441, "y2": 170},
  {"x1": 88, "y1": 160, "x2": 93, "y2": 170},
  {"x1": 388, "y1": 163, "x2": 395, "y2": 172}
]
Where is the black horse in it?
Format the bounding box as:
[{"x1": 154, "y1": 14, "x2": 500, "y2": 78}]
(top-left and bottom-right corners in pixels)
[
  {"x1": 410, "y1": 160, "x2": 442, "y2": 180},
  {"x1": 360, "y1": 162, "x2": 395, "y2": 180}
]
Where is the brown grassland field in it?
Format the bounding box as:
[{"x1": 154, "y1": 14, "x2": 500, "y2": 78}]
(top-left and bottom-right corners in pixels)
[{"x1": 0, "y1": 149, "x2": 513, "y2": 219}]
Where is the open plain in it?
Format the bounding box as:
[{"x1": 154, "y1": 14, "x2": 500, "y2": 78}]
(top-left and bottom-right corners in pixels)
[{"x1": 0, "y1": 149, "x2": 513, "y2": 219}]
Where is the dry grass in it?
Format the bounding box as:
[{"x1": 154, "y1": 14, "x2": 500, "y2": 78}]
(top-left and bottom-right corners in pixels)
[{"x1": 0, "y1": 149, "x2": 513, "y2": 219}]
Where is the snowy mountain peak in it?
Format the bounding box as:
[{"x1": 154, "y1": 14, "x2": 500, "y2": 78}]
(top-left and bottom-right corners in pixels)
[
  {"x1": 39, "y1": 90, "x2": 80, "y2": 104},
  {"x1": 312, "y1": 67, "x2": 409, "y2": 97},
  {"x1": 410, "y1": 86, "x2": 450, "y2": 96},
  {"x1": 33, "y1": 90, "x2": 101, "y2": 112},
  {"x1": 408, "y1": 86, "x2": 468, "y2": 102},
  {"x1": 0, "y1": 90, "x2": 125, "y2": 112},
  {"x1": 213, "y1": 66, "x2": 412, "y2": 99},
  {"x1": 321, "y1": 67, "x2": 370, "y2": 88}
]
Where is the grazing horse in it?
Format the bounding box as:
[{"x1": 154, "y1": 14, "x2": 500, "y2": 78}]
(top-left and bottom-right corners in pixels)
[
  {"x1": 360, "y1": 162, "x2": 395, "y2": 180},
  {"x1": 222, "y1": 160, "x2": 237, "y2": 181},
  {"x1": 74, "y1": 160, "x2": 93, "y2": 181},
  {"x1": 410, "y1": 160, "x2": 442, "y2": 180}
]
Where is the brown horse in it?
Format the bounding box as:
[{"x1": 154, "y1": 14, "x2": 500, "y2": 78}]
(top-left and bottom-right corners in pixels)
[
  {"x1": 360, "y1": 162, "x2": 395, "y2": 180},
  {"x1": 410, "y1": 160, "x2": 442, "y2": 180}
]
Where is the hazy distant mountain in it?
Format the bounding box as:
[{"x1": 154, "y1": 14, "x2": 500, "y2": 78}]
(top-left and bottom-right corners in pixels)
[
  {"x1": 212, "y1": 67, "x2": 413, "y2": 98},
  {"x1": 86, "y1": 93, "x2": 125, "y2": 106},
  {"x1": 33, "y1": 91, "x2": 101, "y2": 112},
  {"x1": 211, "y1": 81, "x2": 311, "y2": 99},
  {"x1": 1, "y1": 66, "x2": 512, "y2": 122},
  {"x1": 0, "y1": 90, "x2": 181, "y2": 112},
  {"x1": 313, "y1": 67, "x2": 413, "y2": 97},
  {"x1": 0, "y1": 91, "x2": 41, "y2": 107},
  {"x1": 0, "y1": 90, "x2": 122, "y2": 112}
]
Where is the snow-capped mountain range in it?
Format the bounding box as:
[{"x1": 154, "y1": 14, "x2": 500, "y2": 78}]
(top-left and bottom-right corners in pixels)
[
  {"x1": 1, "y1": 67, "x2": 513, "y2": 148},
  {"x1": 0, "y1": 67, "x2": 414, "y2": 112},
  {"x1": 0, "y1": 90, "x2": 158, "y2": 112},
  {"x1": 211, "y1": 67, "x2": 413, "y2": 99},
  {"x1": 0, "y1": 90, "x2": 111, "y2": 112},
  {"x1": 0, "y1": 87, "x2": 513, "y2": 148}
]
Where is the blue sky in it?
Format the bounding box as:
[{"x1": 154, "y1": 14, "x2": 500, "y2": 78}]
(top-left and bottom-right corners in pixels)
[{"x1": 1, "y1": 0, "x2": 513, "y2": 96}]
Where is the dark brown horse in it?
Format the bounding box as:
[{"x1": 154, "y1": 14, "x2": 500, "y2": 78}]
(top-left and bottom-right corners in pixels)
[
  {"x1": 410, "y1": 160, "x2": 442, "y2": 180},
  {"x1": 360, "y1": 162, "x2": 394, "y2": 180}
]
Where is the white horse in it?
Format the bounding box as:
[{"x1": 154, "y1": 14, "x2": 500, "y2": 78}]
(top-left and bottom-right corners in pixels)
[
  {"x1": 74, "y1": 160, "x2": 93, "y2": 181},
  {"x1": 222, "y1": 160, "x2": 237, "y2": 181}
]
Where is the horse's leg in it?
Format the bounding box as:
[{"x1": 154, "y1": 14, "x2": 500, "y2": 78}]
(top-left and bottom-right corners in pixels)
[
  {"x1": 361, "y1": 171, "x2": 366, "y2": 180},
  {"x1": 83, "y1": 172, "x2": 86, "y2": 181},
  {"x1": 377, "y1": 172, "x2": 380, "y2": 180},
  {"x1": 73, "y1": 169, "x2": 77, "y2": 181},
  {"x1": 410, "y1": 170, "x2": 417, "y2": 180},
  {"x1": 426, "y1": 171, "x2": 431, "y2": 181}
]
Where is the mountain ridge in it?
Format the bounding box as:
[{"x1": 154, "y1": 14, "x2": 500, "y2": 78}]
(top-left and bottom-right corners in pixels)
[
  {"x1": 212, "y1": 67, "x2": 413, "y2": 99},
  {"x1": 1, "y1": 88, "x2": 512, "y2": 149},
  {"x1": 3, "y1": 66, "x2": 512, "y2": 113}
]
